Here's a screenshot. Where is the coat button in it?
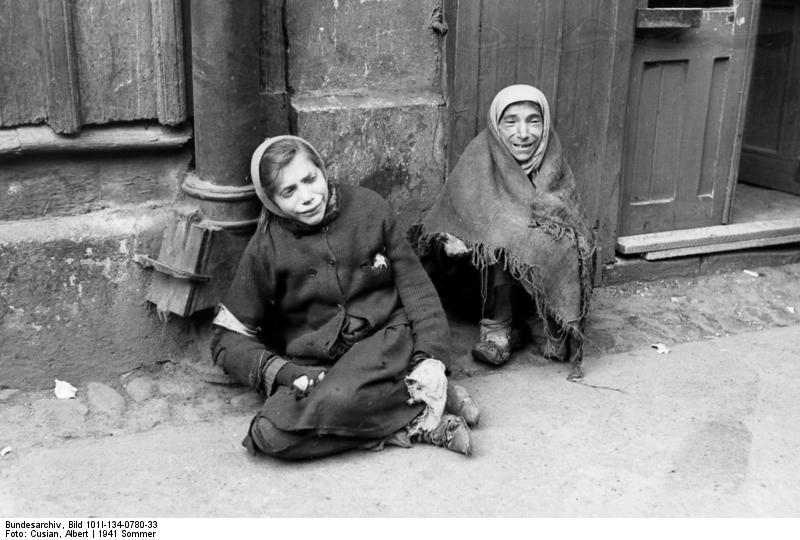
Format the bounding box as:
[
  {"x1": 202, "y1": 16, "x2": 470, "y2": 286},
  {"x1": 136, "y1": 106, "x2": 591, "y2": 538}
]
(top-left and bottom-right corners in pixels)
[
  {"x1": 321, "y1": 226, "x2": 329, "y2": 233},
  {"x1": 327, "y1": 258, "x2": 336, "y2": 266},
  {"x1": 307, "y1": 268, "x2": 318, "y2": 277}
]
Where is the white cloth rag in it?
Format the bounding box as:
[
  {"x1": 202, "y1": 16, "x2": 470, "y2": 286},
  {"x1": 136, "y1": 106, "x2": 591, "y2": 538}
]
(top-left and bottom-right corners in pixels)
[
  {"x1": 212, "y1": 304, "x2": 259, "y2": 338},
  {"x1": 405, "y1": 358, "x2": 447, "y2": 436}
]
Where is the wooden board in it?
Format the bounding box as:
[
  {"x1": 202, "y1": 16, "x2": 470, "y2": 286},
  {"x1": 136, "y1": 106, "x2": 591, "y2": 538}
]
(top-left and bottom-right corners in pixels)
[
  {"x1": 0, "y1": 0, "x2": 48, "y2": 127},
  {"x1": 1, "y1": 0, "x2": 186, "y2": 131},
  {"x1": 151, "y1": 0, "x2": 186, "y2": 125},
  {"x1": 0, "y1": 124, "x2": 191, "y2": 156},
  {"x1": 643, "y1": 233, "x2": 800, "y2": 260},
  {"x1": 41, "y1": 0, "x2": 81, "y2": 133},
  {"x1": 617, "y1": 218, "x2": 800, "y2": 254},
  {"x1": 636, "y1": 8, "x2": 701, "y2": 29}
]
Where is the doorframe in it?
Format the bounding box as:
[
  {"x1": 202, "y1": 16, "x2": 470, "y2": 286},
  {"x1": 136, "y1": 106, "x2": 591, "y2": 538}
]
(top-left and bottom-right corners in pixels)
[{"x1": 721, "y1": 0, "x2": 762, "y2": 224}]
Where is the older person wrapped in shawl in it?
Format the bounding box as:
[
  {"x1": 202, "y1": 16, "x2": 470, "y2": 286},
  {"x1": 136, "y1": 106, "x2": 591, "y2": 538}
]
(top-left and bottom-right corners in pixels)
[{"x1": 412, "y1": 85, "x2": 594, "y2": 379}]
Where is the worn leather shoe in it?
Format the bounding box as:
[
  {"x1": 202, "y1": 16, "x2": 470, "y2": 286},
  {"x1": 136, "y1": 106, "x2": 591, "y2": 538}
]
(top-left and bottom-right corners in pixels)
[
  {"x1": 420, "y1": 414, "x2": 472, "y2": 456},
  {"x1": 446, "y1": 383, "x2": 480, "y2": 427}
]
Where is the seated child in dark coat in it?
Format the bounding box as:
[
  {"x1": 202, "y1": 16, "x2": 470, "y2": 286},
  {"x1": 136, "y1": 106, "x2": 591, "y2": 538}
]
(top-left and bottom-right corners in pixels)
[{"x1": 211, "y1": 135, "x2": 478, "y2": 459}]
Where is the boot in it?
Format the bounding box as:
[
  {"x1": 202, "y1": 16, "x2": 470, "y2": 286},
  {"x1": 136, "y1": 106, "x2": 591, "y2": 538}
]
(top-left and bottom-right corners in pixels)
[
  {"x1": 419, "y1": 414, "x2": 472, "y2": 456},
  {"x1": 471, "y1": 318, "x2": 516, "y2": 366},
  {"x1": 446, "y1": 383, "x2": 480, "y2": 427}
]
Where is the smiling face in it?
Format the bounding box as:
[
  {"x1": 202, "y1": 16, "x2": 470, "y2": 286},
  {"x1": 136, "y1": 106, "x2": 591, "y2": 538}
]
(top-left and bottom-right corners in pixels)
[
  {"x1": 497, "y1": 101, "x2": 543, "y2": 163},
  {"x1": 271, "y1": 152, "x2": 329, "y2": 225}
]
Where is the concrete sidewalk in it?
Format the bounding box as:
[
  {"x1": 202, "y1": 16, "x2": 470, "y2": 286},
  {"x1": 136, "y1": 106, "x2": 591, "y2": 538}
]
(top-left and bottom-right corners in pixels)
[{"x1": 2, "y1": 326, "x2": 799, "y2": 517}]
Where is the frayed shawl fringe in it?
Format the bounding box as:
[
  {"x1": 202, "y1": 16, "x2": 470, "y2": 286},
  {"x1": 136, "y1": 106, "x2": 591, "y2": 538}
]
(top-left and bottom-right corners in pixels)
[{"x1": 414, "y1": 224, "x2": 595, "y2": 344}]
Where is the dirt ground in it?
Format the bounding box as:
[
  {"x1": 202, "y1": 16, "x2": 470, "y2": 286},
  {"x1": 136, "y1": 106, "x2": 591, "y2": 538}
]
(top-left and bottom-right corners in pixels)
[{"x1": 2, "y1": 261, "x2": 800, "y2": 455}]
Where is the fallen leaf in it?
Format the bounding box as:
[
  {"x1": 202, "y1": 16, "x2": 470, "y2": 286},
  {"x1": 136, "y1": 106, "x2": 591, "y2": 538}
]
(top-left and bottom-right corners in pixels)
[
  {"x1": 743, "y1": 270, "x2": 760, "y2": 277},
  {"x1": 0, "y1": 446, "x2": 12, "y2": 457},
  {"x1": 651, "y1": 343, "x2": 671, "y2": 354},
  {"x1": 54, "y1": 379, "x2": 77, "y2": 399}
]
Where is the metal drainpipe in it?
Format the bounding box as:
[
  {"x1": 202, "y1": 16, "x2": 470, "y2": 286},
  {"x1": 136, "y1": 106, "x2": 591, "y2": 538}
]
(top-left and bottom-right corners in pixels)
[
  {"x1": 182, "y1": 0, "x2": 264, "y2": 230},
  {"x1": 144, "y1": 0, "x2": 283, "y2": 318}
]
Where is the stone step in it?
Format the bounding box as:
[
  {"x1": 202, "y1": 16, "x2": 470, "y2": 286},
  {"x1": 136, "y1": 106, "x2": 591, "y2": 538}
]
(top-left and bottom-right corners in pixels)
[{"x1": 0, "y1": 205, "x2": 203, "y2": 389}]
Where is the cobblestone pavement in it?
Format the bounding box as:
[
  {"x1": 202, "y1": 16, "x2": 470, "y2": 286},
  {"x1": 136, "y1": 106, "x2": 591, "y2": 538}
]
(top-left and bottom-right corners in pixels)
[{"x1": 2, "y1": 262, "x2": 800, "y2": 455}]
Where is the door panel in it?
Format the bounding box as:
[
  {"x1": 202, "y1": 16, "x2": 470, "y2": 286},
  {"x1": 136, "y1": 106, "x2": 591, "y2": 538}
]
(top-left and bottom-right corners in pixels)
[
  {"x1": 619, "y1": 1, "x2": 754, "y2": 235},
  {"x1": 739, "y1": 0, "x2": 800, "y2": 194},
  {"x1": 0, "y1": 0, "x2": 186, "y2": 134}
]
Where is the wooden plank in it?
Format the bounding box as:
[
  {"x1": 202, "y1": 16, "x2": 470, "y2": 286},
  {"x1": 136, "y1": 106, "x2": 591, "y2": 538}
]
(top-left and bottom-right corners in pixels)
[
  {"x1": 617, "y1": 218, "x2": 800, "y2": 254},
  {"x1": 598, "y1": 0, "x2": 636, "y2": 264},
  {"x1": 151, "y1": 0, "x2": 186, "y2": 125},
  {"x1": 72, "y1": 0, "x2": 158, "y2": 124},
  {"x1": 557, "y1": 0, "x2": 624, "y2": 259},
  {"x1": 718, "y1": 0, "x2": 758, "y2": 224},
  {"x1": 39, "y1": 0, "x2": 81, "y2": 133},
  {"x1": 643, "y1": 233, "x2": 800, "y2": 260},
  {"x1": 603, "y1": 244, "x2": 800, "y2": 285},
  {"x1": 0, "y1": 0, "x2": 48, "y2": 127},
  {"x1": 260, "y1": 0, "x2": 289, "y2": 136},
  {"x1": 602, "y1": 254, "x2": 702, "y2": 285},
  {"x1": 447, "y1": 0, "x2": 481, "y2": 169},
  {"x1": 146, "y1": 216, "x2": 211, "y2": 317},
  {"x1": 635, "y1": 8, "x2": 701, "y2": 29},
  {"x1": 0, "y1": 124, "x2": 191, "y2": 156}
]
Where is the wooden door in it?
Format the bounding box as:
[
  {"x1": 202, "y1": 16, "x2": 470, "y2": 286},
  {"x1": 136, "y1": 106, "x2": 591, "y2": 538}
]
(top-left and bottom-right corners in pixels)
[
  {"x1": 739, "y1": 0, "x2": 800, "y2": 194},
  {"x1": 618, "y1": 0, "x2": 757, "y2": 236},
  {"x1": 444, "y1": 0, "x2": 638, "y2": 264},
  {"x1": 444, "y1": 0, "x2": 563, "y2": 170},
  {"x1": 0, "y1": 0, "x2": 186, "y2": 134}
]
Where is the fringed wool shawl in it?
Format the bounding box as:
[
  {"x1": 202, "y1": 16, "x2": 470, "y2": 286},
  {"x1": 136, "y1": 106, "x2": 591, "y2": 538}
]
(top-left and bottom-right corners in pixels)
[{"x1": 413, "y1": 123, "x2": 595, "y2": 377}]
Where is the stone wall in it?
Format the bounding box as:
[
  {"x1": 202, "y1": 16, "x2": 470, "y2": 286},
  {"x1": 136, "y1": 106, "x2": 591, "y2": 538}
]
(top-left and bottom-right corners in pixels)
[
  {"x1": 287, "y1": 0, "x2": 447, "y2": 228},
  {"x1": 0, "y1": 0, "x2": 447, "y2": 390},
  {"x1": 0, "y1": 207, "x2": 205, "y2": 389}
]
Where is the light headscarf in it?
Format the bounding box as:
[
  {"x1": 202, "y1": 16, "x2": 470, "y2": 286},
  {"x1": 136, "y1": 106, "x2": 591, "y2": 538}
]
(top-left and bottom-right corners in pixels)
[
  {"x1": 488, "y1": 84, "x2": 551, "y2": 176},
  {"x1": 249, "y1": 135, "x2": 328, "y2": 220}
]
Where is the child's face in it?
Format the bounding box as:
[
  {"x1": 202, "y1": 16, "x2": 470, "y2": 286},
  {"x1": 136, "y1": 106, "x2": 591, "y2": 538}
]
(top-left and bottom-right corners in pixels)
[
  {"x1": 272, "y1": 152, "x2": 329, "y2": 225},
  {"x1": 498, "y1": 101, "x2": 543, "y2": 163}
]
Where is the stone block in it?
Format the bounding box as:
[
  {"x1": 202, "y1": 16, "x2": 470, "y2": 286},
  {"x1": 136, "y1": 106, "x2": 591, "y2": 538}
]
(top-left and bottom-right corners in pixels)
[
  {"x1": 0, "y1": 388, "x2": 20, "y2": 401},
  {"x1": 286, "y1": 0, "x2": 441, "y2": 93},
  {"x1": 31, "y1": 398, "x2": 88, "y2": 433},
  {"x1": 128, "y1": 398, "x2": 170, "y2": 432},
  {"x1": 1, "y1": 404, "x2": 31, "y2": 427},
  {"x1": 292, "y1": 91, "x2": 446, "y2": 230},
  {"x1": 0, "y1": 150, "x2": 189, "y2": 221},
  {"x1": 86, "y1": 382, "x2": 126, "y2": 417},
  {"x1": 0, "y1": 208, "x2": 203, "y2": 390},
  {"x1": 157, "y1": 379, "x2": 200, "y2": 400},
  {"x1": 124, "y1": 377, "x2": 156, "y2": 403}
]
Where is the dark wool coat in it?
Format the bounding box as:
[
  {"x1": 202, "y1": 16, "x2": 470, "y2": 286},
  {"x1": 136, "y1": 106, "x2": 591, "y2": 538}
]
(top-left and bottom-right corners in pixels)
[{"x1": 218, "y1": 185, "x2": 451, "y2": 438}]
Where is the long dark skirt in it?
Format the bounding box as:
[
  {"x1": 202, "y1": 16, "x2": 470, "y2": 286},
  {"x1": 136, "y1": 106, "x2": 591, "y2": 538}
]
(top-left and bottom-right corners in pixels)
[{"x1": 246, "y1": 322, "x2": 424, "y2": 459}]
